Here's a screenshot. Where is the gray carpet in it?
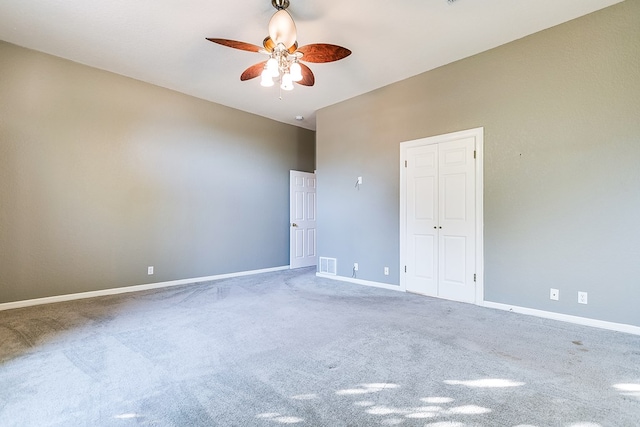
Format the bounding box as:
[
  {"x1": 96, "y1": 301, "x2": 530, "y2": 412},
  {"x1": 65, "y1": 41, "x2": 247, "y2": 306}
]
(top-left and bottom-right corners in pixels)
[{"x1": 1, "y1": 267, "x2": 639, "y2": 426}]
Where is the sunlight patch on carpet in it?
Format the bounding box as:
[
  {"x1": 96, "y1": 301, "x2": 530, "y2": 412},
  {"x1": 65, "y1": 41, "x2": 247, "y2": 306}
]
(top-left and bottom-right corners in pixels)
[
  {"x1": 422, "y1": 397, "x2": 455, "y2": 404},
  {"x1": 424, "y1": 422, "x2": 466, "y2": 427},
  {"x1": 114, "y1": 413, "x2": 141, "y2": 419},
  {"x1": 336, "y1": 383, "x2": 399, "y2": 395},
  {"x1": 613, "y1": 383, "x2": 640, "y2": 398},
  {"x1": 255, "y1": 413, "x2": 304, "y2": 424},
  {"x1": 366, "y1": 405, "x2": 399, "y2": 415},
  {"x1": 444, "y1": 378, "x2": 525, "y2": 388}
]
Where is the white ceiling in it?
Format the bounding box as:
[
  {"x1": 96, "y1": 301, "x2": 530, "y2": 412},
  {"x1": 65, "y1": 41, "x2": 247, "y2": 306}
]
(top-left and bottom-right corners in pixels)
[{"x1": 0, "y1": 0, "x2": 622, "y2": 130}]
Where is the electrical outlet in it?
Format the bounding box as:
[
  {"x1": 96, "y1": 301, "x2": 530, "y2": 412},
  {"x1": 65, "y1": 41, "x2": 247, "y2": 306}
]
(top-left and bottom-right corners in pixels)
[
  {"x1": 353, "y1": 262, "x2": 359, "y2": 271},
  {"x1": 148, "y1": 266, "x2": 154, "y2": 275},
  {"x1": 550, "y1": 288, "x2": 559, "y2": 301},
  {"x1": 578, "y1": 291, "x2": 588, "y2": 304},
  {"x1": 384, "y1": 267, "x2": 389, "y2": 275}
]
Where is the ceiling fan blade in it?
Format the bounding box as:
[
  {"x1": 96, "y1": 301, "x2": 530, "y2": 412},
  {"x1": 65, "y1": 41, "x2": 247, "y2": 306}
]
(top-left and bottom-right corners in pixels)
[
  {"x1": 296, "y1": 63, "x2": 315, "y2": 86},
  {"x1": 297, "y1": 44, "x2": 351, "y2": 63},
  {"x1": 206, "y1": 38, "x2": 263, "y2": 53},
  {"x1": 241, "y1": 61, "x2": 267, "y2": 81}
]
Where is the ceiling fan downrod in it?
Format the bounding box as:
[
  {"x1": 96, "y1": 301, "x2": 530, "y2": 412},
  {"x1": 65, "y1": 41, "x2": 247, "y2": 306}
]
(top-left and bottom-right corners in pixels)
[{"x1": 271, "y1": 0, "x2": 290, "y2": 10}]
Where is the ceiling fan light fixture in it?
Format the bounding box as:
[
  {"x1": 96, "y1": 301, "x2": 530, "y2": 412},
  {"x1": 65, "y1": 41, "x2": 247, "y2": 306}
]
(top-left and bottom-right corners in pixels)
[
  {"x1": 260, "y1": 68, "x2": 275, "y2": 87},
  {"x1": 290, "y1": 61, "x2": 303, "y2": 82},
  {"x1": 266, "y1": 57, "x2": 279, "y2": 77},
  {"x1": 268, "y1": 9, "x2": 297, "y2": 49},
  {"x1": 281, "y1": 72, "x2": 294, "y2": 91}
]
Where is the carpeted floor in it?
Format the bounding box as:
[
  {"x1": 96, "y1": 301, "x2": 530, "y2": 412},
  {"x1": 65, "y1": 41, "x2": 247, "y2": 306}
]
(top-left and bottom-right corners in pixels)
[{"x1": 1, "y1": 267, "x2": 639, "y2": 426}]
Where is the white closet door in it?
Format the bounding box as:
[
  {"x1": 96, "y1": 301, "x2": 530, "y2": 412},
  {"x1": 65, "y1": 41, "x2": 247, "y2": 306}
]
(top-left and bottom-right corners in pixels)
[
  {"x1": 405, "y1": 144, "x2": 438, "y2": 296},
  {"x1": 438, "y1": 137, "x2": 476, "y2": 303},
  {"x1": 404, "y1": 136, "x2": 476, "y2": 303}
]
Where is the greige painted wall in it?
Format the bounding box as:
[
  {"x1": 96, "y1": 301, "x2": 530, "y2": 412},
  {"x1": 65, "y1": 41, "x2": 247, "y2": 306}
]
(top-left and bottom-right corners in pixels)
[
  {"x1": 0, "y1": 41, "x2": 315, "y2": 304},
  {"x1": 317, "y1": 1, "x2": 640, "y2": 326}
]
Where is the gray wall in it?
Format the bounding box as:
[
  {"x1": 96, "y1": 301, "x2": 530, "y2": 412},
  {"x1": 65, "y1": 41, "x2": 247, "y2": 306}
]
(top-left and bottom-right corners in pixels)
[
  {"x1": 316, "y1": 1, "x2": 640, "y2": 326},
  {"x1": 0, "y1": 41, "x2": 315, "y2": 304}
]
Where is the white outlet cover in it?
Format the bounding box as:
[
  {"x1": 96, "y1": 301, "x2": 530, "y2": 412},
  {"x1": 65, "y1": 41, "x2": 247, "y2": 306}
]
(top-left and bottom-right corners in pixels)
[
  {"x1": 384, "y1": 267, "x2": 389, "y2": 275},
  {"x1": 550, "y1": 288, "x2": 559, "y2": 301},
  {"x1": 148, "y1": 266, "x2": 154, "y2": 275},
  {"x1": 578, "y1": 292, "x2": 588, "y2": 304}
]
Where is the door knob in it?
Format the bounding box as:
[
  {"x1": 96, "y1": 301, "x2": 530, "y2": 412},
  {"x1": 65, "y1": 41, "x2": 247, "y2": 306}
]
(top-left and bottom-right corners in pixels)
[{"x1": 292, "y1": 223, "x2": 298, "y2": 227}]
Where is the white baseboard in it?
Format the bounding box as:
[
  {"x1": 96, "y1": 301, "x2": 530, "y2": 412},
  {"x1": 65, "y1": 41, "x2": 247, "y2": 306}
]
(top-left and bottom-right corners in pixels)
[
  {"x1": 316, "y1": 273, "x2": 403, "y2": 292},
  {"x1": 11, "y1": 268, "x2": 636, "y2": 336},
  {"x1": 483, "y1": 301, "x2": 640, "y2": 336},
  {"x1": 0, "y1": 265, "x2": 290, "y2": 312},
  {"x1": 314, "y1": 274, "x2": 639, "y2": 336}
]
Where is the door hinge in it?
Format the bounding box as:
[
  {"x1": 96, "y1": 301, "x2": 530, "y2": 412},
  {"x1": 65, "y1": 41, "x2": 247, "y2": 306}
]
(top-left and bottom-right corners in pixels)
[
  {"x1": 404, "y1": 160, "x2": 407, "y2": 168},
  {"x1": 473, "y1": 273, "x2": 476, "y2": 282},
  {"x1": 473, "y1": 150, "x2": 476, "y2": 159},
  {"x1": 404, "y1": 265, "x2": 407, "y2": 273}
]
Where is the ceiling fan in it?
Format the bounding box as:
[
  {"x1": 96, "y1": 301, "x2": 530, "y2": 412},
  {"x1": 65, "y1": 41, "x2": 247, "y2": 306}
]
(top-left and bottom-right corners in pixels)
[{"x1": 206, "y1": 0, "x2": 351, "y2": 91}]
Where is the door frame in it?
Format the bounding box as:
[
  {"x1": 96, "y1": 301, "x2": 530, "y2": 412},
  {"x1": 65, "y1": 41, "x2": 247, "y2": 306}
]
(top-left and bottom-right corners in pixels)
[{"x1": 399, "y1": 127, "x2": 484, "y2": 305}]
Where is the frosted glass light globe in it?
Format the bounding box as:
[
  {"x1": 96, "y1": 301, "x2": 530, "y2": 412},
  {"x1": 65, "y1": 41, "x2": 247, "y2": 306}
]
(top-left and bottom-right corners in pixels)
[{"x1": 268, "y1": 10, "x2": 297, "y2": 49}]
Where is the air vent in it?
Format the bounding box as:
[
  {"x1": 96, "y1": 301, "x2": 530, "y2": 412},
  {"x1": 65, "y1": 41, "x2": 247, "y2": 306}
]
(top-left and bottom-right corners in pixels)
[{"x1": 319, "y1": 257, "x2": 337, "y2": 275}]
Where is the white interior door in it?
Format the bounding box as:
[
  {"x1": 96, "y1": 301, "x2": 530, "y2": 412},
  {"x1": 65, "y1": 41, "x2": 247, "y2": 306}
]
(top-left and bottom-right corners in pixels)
[
  {"x1": 405, "y1": 144, "x2": 439, "y2": 295},
  {"x1": 402, "y1": 129, "x2": 480, "y2": 304},
  {"x1": 290, "y1": 171, "x2": 317, "y2": 269},
  {"x1": 437, "y1": 138, "x2": 476, "y2": 302}
]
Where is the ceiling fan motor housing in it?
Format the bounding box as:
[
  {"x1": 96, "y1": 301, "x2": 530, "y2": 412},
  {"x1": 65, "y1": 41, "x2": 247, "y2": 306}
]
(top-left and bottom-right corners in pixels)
[{"x1": 272, "y1": 0, "x2": 290, "y2": 10}]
